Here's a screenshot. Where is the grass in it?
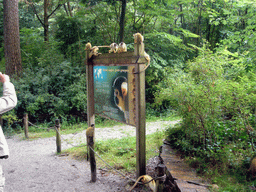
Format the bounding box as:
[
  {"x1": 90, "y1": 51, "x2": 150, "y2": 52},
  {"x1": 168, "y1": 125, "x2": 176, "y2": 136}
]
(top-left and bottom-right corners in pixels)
[
  {"x1": 210, "y1": 174, "x2": 252, "y2": 191},
  {"x1": 63, "y1": 128, "x2": 166, "y2": 173},
  {"x1": 185, "y1": 158, "x2": 249, "y2": 191}
]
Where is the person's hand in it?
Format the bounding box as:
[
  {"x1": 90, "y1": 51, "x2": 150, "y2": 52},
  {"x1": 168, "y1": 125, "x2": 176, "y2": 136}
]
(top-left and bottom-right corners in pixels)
[{"x1": 0, "y1": 73, "x2": 9, "y2": 83}]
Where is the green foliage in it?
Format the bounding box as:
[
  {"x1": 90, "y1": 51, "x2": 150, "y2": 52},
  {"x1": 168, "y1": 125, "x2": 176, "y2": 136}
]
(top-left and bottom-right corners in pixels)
[
  {"x1": 219, "y1": 1, "x2": 256, "y2": 69},
  {"x1": 144, "y1": 32, "x2": 195, "y2": 104},
  {"x1": 13, "y1": 47, "x2": 87, "y2": 124},
  {"x1": 2, "y1": 110, "x2": 19, "y2": 127},
  {"x1": 19, "y1": 29, "x2": 87, "y2": 124},
  {"x1": 160, "y1": 46, "x2": 256, "y2": 188},
  {"x1": 55, "y1": 16, "x2": 86, "y2": 55},
  {"x1": 19, "y1": 2, "x2": 41, "y2": 29},
  {"x1": 20, "y1": 28, "x2": 45, "y2": 68}
]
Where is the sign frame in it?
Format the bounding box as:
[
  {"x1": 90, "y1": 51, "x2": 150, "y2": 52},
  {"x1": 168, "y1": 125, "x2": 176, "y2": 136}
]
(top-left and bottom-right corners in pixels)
[{"x1": 86, "y1": 39, "x2": 147, "y2": 178}]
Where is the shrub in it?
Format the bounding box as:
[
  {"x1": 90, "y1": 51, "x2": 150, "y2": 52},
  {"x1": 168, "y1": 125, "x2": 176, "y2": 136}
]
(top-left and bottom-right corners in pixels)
[
  {"x1": 144, "y1": 32, "x2": 196, "y2": 105},
  {"x1": 13, "y1": 56, "x2": 87, "y2": 125},
  {"x1": 160, "y1": 47, "x2": 256, "y2": 177}
]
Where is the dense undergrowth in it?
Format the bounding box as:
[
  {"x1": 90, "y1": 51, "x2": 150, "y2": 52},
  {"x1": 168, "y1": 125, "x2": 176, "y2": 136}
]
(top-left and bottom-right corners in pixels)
[{"x1": 159, "y1": 48, "x2": 256, "y2": 191}]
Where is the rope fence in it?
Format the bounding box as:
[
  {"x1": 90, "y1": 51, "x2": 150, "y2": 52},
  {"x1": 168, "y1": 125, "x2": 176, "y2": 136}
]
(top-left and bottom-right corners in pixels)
[
  {"x1": 22, "y1": 114, "x2": 172, "y2": 189},
  {"x1": 27, "y1": 119, "x2": 87, "y2": 148},
  {"x1": 24, "y1": 115, "x2": 141, "y2": 183}
]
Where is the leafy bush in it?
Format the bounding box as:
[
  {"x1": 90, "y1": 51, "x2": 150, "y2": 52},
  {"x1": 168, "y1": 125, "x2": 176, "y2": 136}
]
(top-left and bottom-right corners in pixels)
[
  {"x1": 144, "y1": 32, "x2": 196, "y2": 105},
  {"x1": 54, "y1": 16, "x2": 86, "y2": 56},
  {"x1": 13, "y1": 49, "x2": 87, "y2": 124},
  {"x1": 160, "y1": 47, "x2": 256, "y2": 179},
  {"x1": 20, "y1": 28, "x2": 45, "y2": 68}
]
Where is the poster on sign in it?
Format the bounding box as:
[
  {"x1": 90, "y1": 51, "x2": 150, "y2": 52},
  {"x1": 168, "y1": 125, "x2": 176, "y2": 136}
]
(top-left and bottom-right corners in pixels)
[{"x1": 94, "y1": 66, "x2": 136, "y2": 126}]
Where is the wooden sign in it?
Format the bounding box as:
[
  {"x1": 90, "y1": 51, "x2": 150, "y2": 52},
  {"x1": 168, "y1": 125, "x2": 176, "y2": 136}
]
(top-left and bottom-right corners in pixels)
[{"x1": 86, "y1": 33, "x2": 148, "y2": 179}]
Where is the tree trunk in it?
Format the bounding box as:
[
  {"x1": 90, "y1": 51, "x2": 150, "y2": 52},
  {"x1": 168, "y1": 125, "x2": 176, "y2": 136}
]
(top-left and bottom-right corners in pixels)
[
  {"x1": 118, "y1": 0, "x2": 126, "y2": 43},
  {"x1": 44, "y1": 0, "x2": 49, "y2": 42},
  {"x1": 206, "y1": 18, "x2": 211, "y2": 42},
  {"x1": 179, "y1": 4, "x2": 185, "y2": 28},
  {"x1": 197, "y1": 0, "x2": 202, "y2": 46},
  {"x1": 67, "y1": 2, "x2": 73, "y2": 17},
  {"x1": 3, "y1": 0, "x2": 22, "y2": 77}
]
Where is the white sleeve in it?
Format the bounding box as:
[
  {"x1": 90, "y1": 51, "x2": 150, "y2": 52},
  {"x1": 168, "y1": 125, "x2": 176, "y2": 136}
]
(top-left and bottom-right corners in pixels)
[{"x1": 0, "y1": 81, "x2": 17, "y2": 114}]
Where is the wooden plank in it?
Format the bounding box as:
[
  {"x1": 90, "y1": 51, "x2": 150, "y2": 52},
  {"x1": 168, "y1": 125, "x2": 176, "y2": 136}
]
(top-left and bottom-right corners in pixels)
[
  {"x1": 89, "y1": 135, "x2": 96, "y2": 182},
  {"x1": 86, "y1": 44, "x2": 96, "y2": 182},
  {"x1": 134, "y1": 42, "x2": 146, "y2": 178},
  {"x1": 90, "y1": 52, "x2": 147, "y2": 66},
  {"x1": 86, "y1": 51, "x2": 95, "y2": 129}
]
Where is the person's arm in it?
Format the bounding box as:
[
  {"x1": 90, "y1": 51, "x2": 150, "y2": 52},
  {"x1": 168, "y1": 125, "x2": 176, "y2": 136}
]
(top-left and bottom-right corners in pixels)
[{"x1": 0, "y1": 73, "x2": 17, "y2": 114}]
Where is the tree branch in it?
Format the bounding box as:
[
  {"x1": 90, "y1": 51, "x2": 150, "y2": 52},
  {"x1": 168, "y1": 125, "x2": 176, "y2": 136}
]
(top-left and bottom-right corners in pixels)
[
  {"x1": 90, "y1": 6, "x2": 113, "y2": 42},
  {"x1": 63, "y1": 3, "x2": 70, "y2": 16},
  {"x1": 47, "y1": 4, "x2": 62, "y2": 19},
  {"x1": 67, "y1": 1, "x2": 73, "y2": 17},
  {"x1": 28, "y1": 1, "x2": 44, "y2": 27}
]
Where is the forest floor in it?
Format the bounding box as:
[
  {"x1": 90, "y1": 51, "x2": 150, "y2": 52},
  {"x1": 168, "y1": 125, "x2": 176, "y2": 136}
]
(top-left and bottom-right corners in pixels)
[{"x1": 1, "y1": 120, "x2": 209, "y2": 192}]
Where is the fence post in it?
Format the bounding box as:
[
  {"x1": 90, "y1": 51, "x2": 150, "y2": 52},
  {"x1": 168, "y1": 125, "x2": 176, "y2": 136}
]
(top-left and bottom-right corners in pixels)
[
  {"x1": 86, "y1": 124, "x2": 96, "y2": 182},
  {"x1": 134, "y1": 36, "x2": 146, "y2": 178},
  {"x1": 23, "y1": 113, "x2": 29, "y2": 139},
  {"x1": 86, "y1": 43, "x2": 96, "y2": 182},
  {"x1": 55, "y1": 119, "x2": 61, "y2": 153}
]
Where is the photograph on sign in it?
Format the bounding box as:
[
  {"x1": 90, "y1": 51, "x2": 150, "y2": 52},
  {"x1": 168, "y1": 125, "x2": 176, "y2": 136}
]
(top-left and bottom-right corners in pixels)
[{"x1": 94, "y1": 66, "x2": 135, "y2": 126}]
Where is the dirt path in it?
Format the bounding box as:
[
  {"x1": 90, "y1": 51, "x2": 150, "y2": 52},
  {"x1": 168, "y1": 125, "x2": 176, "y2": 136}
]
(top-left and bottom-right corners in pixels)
[{"x1": 2, "y1": 120, "x2": 179, "y2": 192}]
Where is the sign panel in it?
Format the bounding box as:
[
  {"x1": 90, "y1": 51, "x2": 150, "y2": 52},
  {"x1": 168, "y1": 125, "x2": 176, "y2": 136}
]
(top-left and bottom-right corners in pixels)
[{"x1": 94, "y1": 66, "x2": 136, "y2": 126}]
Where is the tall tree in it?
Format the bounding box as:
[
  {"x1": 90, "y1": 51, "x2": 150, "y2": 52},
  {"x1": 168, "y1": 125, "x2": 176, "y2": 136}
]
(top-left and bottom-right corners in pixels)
[
  {"x1": 118, "y1": 0, "x2": 126, "y2": 42},
  {"x1": 29, "y1": 0, "x2": 62, "y2": 41},
  {"x1": 3, "y1": 0, "x2": 22, "y2": 77}
]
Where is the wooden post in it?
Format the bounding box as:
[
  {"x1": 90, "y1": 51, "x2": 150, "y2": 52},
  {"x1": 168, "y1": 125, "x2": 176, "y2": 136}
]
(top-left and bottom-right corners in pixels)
[
  {"x1": 134, "y1": 40, "x2": 146, "y2": 178},
  {"x1": 86, "y1": 44, "x2": 96, "y2": 182},
  {"x1": 55, "y1": 119, "x2": 61, "y2": 153},
  {"x1": 88, "y1": 136, "x2": 96, "y2": 182},
  {"x1": 156, "y1": 164, "x2": 166, "y2": 192},
  {"x1": 87, "y1": 124, "x2": 96, "y2": 182},
  {"x1": 23, "y1": 113, "x2": 29, "y2": 139},
  {"x1": 86, "y1": 44, "x2": 95, "y2": 128}
]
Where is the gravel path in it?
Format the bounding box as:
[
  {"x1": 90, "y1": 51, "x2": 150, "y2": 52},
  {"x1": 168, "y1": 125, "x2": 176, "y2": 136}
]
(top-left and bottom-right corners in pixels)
[
  {"x1": 62, "y1": 120, "x2": 180, "y2": 148},
  {"x1": 1, "y1": 120, "x2": 180, "y2": 192}
]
